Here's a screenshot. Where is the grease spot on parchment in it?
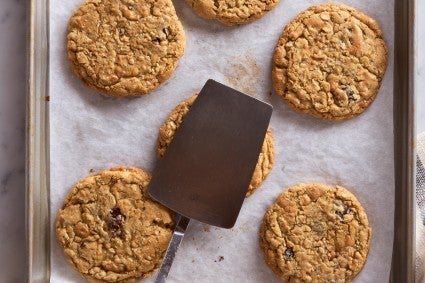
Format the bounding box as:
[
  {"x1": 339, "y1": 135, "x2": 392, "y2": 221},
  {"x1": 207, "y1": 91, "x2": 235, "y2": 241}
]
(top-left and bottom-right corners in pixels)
[{"x1": 224, "y1": 51, "x2": 262, "y2": 96}]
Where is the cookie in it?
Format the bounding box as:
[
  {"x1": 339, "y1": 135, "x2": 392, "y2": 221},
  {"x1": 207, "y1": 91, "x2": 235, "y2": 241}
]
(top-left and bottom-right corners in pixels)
[
  {"x1": 55, "y1": 167, "x2": 174, "y2": 283},
  {"x1": 259, "y1": 183, "x2": 371, "y2": 282},
  {"x1": 157, "y1": 94, "x2": 275, "y2": 197},
  {"x1": 272, "y1": 4, "x2": 388, "y2": 120},
  {"x1": 186, "y1": 0, "x2": 281, "y2": 26},
  {"x1": 67, "y1": 0, "x2": 186, "y2": 97}
]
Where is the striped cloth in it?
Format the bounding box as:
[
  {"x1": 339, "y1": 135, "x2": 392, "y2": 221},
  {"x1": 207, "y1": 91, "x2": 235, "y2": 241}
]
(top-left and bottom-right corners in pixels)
[{"x1": 416, "y1": 132, "x2": 425, "y2": 282}]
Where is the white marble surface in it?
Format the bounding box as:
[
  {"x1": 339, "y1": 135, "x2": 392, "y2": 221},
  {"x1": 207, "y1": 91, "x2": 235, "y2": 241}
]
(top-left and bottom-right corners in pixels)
[
  {"x1": 0, "y1": 1, "x2": 422, "y2": 282},
  {"x1": 0, "y1": 0, "x2": 27, "y2": 282}
]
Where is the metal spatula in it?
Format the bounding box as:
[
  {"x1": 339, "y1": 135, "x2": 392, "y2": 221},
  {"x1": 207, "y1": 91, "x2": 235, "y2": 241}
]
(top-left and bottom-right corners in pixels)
[{"x1": 148, "y1": 80, "x2": 273, "y2": 282}]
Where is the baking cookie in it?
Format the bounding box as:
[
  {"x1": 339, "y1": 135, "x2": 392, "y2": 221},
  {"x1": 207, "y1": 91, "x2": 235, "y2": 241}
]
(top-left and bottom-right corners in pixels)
[
  {"x1": 67, "y1": 0, "x2": 186, "y2": 97},
  {"x1": 186, "y1": 0, "x2": 281, "y2": 26},
  {"x1": 157, "y1": 94, "x2": 275, "y2": 197},
  {"x1": 272, "y1": 4, "x2": 388, "y2": 120},
  {"x1": 259, "y1": 183, "x2": 371, "y2": 282},
  {"x1": 55, "y1": 167, "x2": 174, "y2": 283}
]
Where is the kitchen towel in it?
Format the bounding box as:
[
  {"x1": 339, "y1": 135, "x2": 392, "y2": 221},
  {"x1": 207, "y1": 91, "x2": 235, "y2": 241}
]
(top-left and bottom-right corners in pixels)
[{"x1": 416, "y1": 132, "x2": 425, "y2": 282}]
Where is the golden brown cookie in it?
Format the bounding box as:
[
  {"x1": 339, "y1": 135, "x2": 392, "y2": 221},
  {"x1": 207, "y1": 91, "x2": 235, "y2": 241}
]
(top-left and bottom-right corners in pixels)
[
  {"x1": 186, "y1": 0, "x2": 281, "y2": 26},
  {"x1": 157, "y1": 94, "x2": 275, "y2": 197},
  {"x1": 67, "y1": 0, "x2": 186, "y2": 97},
  {"x1": 272, "y1": 4, "x2": 388, "y2": 120},
  {"x1": 55, "y1": 167, "x2": 174, "y2": 283},
  {"x1": 259, "y1": 183, "x2": 371, "y2": 282}
]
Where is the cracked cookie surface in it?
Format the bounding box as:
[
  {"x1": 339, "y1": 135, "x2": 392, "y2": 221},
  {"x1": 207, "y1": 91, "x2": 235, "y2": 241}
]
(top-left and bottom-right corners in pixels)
[
  {"x1": 186, "y1": 0, "x2": 281, "y2": 25},
  {"x1": 157, "y1": 94, "x2": 275, "y2": 197},
  {"x1": 55, "y1": 167, "x2": 174, "y2": 283},
  {"x1": 67, "y1": 0, "x2": 185, "y2": 97},
  {"x1": 272, "y1": 4, "x2": 388, "y2": 120},
  {"x1": 259, "y1": 183, "x2": 371, "y2": 282}
]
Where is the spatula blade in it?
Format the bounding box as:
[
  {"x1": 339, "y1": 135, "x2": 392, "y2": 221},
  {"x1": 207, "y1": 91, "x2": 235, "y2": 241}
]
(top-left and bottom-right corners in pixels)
[{"x1": 148, "y1": 80, "x2": 272, "y2": 228}]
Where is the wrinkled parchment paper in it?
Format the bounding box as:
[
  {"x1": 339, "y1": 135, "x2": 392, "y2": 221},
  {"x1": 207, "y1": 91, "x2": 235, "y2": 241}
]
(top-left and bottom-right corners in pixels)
[{"x1": 50, "y1": 1, "x2": 394, "y2": 282}]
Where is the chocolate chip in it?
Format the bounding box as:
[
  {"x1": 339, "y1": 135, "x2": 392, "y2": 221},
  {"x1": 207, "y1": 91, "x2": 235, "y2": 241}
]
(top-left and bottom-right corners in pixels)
[
  {"x1": 118, "y1": 28, "x2": 126, "y2": 37},
  {"x1": 336, "y1": 203, "x2": 349, "y2": 219},
  {"x1": 110, "y1": 207, "x2": 122, "y2": 219},
  {"x1": 152, "y1": 218, "x2": 172, "y2": 229},
  {"x1": 341, "y1": 86, "x2": 356, "y2": 102},
  {"x1": 152, "y1": 37, "x2": 161, "y2": 44},
  {"x1": 162, "y1": 27, "x2": 170, "y2": 37},
  {"x1": 107, "y1": 207, "x2": 125, "y2": 237},
  {"x1": 284, "y1": 248, "x2": 294, "y2": 260},
  {"x1": 108, "y1": 221, "x2": 121, "y2": 234}
]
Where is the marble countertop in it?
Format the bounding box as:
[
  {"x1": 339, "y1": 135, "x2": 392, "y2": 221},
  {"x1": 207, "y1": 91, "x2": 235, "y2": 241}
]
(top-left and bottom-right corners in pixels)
[
  {"x1": 0, "y1": 0, "x2": 27, "y2": 282},
  {"x1": 0, "y1": 1, "x2": 423, "y2": 282}
]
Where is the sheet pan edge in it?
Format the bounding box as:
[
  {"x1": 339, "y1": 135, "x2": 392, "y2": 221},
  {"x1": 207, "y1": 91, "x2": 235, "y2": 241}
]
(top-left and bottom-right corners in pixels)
[{"x1": 26, "y1": 0, "x2": 50, "y2": 282}]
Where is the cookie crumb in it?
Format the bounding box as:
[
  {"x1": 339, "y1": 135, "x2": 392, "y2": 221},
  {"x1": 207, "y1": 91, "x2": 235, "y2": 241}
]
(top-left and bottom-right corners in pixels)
[{"x1": 203, "y1": 224, "x2": 210, "y2": 232}]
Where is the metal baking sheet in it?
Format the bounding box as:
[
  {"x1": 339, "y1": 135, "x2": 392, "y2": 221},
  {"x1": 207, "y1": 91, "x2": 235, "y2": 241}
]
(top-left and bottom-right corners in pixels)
[{"x1": 26, "y1": 0, "x2": 416, "y2": 282}]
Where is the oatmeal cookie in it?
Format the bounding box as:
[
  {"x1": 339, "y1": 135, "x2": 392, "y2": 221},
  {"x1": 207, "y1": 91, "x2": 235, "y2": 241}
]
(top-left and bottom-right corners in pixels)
[
  {"x1": 67, "y1": 0, "x2": 186, "y2": 96},
  {"x1": 186, "y1": 0, "x2": 281, "y2": 25},
  {"x1": 55, "y1": 167, "x2": 174, "y2": 283},
  {"x1": 260, "y1": 183, "x2": 371, "y2": 282},
  {"x1": 272, "y1": 4, "x2": 388, "y2": 120}
]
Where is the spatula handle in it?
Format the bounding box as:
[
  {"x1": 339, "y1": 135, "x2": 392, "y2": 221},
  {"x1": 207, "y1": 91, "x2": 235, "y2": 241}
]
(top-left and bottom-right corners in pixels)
[{"x1": 154, "y1": 215, "x2": 190, "y2": 283}]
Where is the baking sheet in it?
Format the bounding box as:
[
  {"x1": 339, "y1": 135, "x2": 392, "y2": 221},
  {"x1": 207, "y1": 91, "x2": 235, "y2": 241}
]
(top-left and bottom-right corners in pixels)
[{"x1": 49, "y1": 0, "x2": 395, "y2": 282}]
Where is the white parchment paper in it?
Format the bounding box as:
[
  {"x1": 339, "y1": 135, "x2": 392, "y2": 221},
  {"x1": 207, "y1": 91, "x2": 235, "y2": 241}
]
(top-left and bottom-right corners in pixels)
[{"x1": 49, "y1": 0, "x2": 395, "y2": 282}]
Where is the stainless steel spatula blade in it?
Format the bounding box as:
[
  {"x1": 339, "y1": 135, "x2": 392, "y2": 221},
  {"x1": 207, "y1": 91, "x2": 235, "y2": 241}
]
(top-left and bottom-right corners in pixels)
[{"x1": 148, "y1": 79, "x2": 273, "y2": 282}]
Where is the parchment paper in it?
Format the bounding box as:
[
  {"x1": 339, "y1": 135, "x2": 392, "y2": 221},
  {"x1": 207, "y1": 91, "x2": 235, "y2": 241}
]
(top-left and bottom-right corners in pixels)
[{"x1": 49, "y1": 1, "x2": 395, "y2": 282}]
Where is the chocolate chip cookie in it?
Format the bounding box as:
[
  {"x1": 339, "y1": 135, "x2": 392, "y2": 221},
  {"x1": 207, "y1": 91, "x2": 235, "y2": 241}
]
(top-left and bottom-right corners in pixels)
[
  {"x1": 67, "y1": 0, "x2": 186, "y2": 97},
  {"x1": 186, "y1": 0, "x2": 281, "y2": 26},
  {"x1": 55, "y1": 167, "x2": 174, "y2": 283},
  {"x1": 157, "y1": 94, "x2": 275, "y2": 197},
  {"x1": 272, "y1": 4, "x2": 388, "y2": 120},
  {"x1": 260, "y1": 183, "x2": 371, "y2": 282}
]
